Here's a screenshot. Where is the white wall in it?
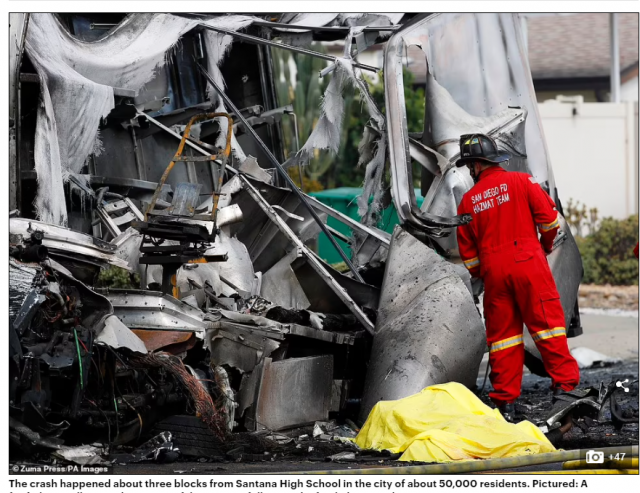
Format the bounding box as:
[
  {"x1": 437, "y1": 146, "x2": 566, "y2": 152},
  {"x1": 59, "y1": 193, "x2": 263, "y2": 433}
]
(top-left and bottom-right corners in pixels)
[
  {"x1": 538, "y1": 99, "x2": 639, "y2": 220},
  {"x1": 621, "y1": 76, "x2": 638, "y2": 102}
]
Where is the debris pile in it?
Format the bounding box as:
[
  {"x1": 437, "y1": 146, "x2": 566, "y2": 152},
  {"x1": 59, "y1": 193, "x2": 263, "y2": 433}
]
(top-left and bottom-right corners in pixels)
[
  {"x1": 8, "y1": 181, "x2": 375, "y2": 463},
  {"x1": 10, "y1": 13, "x2": 416, "y2": 465},
  {"x1": 9, "y1": 12, "x2": 605, "y2": 468},
  {"x1": 480, "y1": 362, "x2": 639, "y2": 451}
]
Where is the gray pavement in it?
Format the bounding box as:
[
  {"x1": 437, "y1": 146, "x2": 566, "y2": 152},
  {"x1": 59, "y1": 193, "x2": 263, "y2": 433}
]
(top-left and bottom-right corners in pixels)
[{"x1": 569, "y1": 313, "x2": 638, "y2": 360}]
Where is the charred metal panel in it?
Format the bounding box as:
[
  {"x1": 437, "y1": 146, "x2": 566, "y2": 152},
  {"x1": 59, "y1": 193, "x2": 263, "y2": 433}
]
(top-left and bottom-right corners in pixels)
[
  {"x1": 421, "y1": 166, "x2": 475, "y2": 251},
  {"x1": 89, "y1": 30, "x2": 209, "y2": 191},
  {"x1": 169, "y1": 183, "x2": 202, "y2": 216},
  {"x1": 95, "y1": 315, "x2": 148, "y2": 353},
  {"x1": 291, "y1": 257, "x2": 380, "y2": 313},
  {"x1": 260, "y1": 248, "x2": 311, "y2": 310},
  {"x1": 138, "y1": 133, "x2": 200, "y2": 188},
  {"x1": 208, "y1": 329, "x2": 280, "y2": 373},
  {"x1": 104, "y1": 290, "x2": 209, "y2": 333},
  {"x1": 238, "y1": 365, "x2": 262, "y2": 421},
  {"x1": 9, "y1": 259, "x2": 40, "y2": 327},
  {"x1": 360, "y1": 227, "x2": 486, "y2": 420},
  {"x1": 253, "y1": 356, "x2": 333, "y2": 431},
  {"x1": 229, "y1": 178, "x2": 322, "y2": 274},
  {"x1": 92, "y1": 125, "x2": 140, "y2": 180},
  {"x1": 207, "y1": 256, "x2": 254, "y2": 296},
  {"x1": 220, "y1": 42, "x2": 283, "y2": 168},
  {"x1": 10, "y1": 218, "x2": 131, "y2": 272},
  {"x1": 40, "y1": 258, "x2": 115, "y2": 334},
  {"x1": 12, "y1": 290, "x2": 45, "y2": 338},
  {"x1": 130, "y1": 328, "x2": 192, "y2": 352}
]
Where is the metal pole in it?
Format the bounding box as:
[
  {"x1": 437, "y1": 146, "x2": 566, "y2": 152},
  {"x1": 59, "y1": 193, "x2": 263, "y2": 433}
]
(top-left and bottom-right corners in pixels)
[
  {"x1": 251, "y1": 20, "x2": 399, "y2": 32},
  {"x1": 14, "y1": 13, "x2": 30, "y2": 212},
  {"x1": 291, "y1": 112, "x2": 304, "y2": 192},
  {"x1": 264, "y1": 44, "x2": 287, "y2": 166},
  {"x1": 610, "y1": 13, "x2": 621, "y2": 103},
  {"x1": 256, "y1": 43, "x2": 279, "y2": 188},
  {"x1": 129, "y1": 126, "x2": 146, "y2": 181},
  {"x1": 85, "y1": 20, "x2": 400, "y2": 34},
  {"x1": 199, "y1": 24, "x2": 379, "y2": 74},
  {"x1": 197, "y1": 61, "x2": 365, "y2": 282},
  {"x1": 520, "y1": 14, "x2": 529, "y2": 58}
]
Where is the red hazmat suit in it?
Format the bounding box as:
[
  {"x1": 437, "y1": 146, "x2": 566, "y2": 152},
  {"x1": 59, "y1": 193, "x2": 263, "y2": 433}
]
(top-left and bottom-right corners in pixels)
[{"x1": 457, "y1": 166, "x2": 579, "y2": 405}]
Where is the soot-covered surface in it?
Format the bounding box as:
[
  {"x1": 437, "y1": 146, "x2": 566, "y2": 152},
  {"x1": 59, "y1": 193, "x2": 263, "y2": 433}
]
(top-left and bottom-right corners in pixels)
[
  {"x1": 106, "y1": 361, "x2": 638, "y2": 474},
  {"x1": 477, "y1": 360, "x2": 639, "y2": 449}
]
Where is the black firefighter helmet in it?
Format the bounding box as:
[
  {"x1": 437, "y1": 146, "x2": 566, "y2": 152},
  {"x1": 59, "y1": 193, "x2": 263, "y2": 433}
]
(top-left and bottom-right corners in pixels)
[{"x1": 455, "y1": 133, "x2": 510, "y2": 167}]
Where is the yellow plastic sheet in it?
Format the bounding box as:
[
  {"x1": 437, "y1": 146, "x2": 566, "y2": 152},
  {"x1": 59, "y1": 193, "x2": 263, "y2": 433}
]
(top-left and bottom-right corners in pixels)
[{"x1": 355, "y1": 382, "x2": 555, "y2": 462}]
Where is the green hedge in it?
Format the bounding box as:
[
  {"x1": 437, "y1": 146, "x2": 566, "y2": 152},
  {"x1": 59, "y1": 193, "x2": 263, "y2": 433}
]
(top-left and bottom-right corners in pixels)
[
  {"x1": 96, "y1": 266, "x2": 140, "y2": 289},
  {"x1": 576, "y1": 214, "x2": 638, "y2": 285}
]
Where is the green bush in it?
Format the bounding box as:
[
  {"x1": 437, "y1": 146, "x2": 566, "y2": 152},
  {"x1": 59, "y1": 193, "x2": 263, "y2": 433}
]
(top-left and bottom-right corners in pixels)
[
  {"x1": 577, "y1": 214, "x2": 638, "y2": 285},
  {"x1": 96, "y1": 266, "x2": 140, "y2": 289}
]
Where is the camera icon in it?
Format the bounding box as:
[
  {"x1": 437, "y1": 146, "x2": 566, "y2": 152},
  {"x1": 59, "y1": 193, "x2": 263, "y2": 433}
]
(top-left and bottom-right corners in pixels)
[{"x1": 586, "y1": 450, "x2": 605, "y2": 464}]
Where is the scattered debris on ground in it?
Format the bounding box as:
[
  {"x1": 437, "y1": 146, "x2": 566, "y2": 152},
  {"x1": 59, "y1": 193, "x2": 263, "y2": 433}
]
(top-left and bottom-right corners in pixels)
[
  {"x1": 479, "y1": 360, "x2": 639, "y2": 450},
  {"x1": 571, "y1": 347, "x2": 623, "y2": 369}
]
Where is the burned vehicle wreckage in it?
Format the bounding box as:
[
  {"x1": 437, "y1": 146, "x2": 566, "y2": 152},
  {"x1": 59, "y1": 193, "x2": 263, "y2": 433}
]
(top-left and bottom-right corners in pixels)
[{"x1": 9, "y1": 13, "x2": 590, "y2": 462}]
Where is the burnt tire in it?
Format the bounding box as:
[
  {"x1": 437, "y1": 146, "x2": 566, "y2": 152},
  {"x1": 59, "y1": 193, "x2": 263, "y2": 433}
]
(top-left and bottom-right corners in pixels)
[{"x1": 153, "y1": 415, "x2": 223, "y2": 458}]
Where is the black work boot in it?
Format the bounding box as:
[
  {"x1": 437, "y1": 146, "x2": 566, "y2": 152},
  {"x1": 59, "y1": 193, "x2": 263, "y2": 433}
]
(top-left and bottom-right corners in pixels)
[{"x1": 498, "y1": 403, "x2": 516, "y2": 423}]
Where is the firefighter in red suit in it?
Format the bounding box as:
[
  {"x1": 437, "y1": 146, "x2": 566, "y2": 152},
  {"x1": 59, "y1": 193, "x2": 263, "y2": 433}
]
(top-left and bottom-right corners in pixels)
[{"x1": 455, "y1": 134, "x2": 580, "y2": 421}]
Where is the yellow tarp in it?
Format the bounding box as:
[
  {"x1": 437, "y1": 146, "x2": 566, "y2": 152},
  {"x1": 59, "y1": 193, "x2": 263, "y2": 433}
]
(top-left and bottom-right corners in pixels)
[{"x1": 355, "y1": 382, "x2": 555, "y2": 463}]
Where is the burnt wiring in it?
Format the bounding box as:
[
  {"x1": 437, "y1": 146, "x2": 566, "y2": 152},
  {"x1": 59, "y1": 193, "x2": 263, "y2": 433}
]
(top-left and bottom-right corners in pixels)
[
  {"x1": 115, "y1": 377, "x2": 144, "y2": 443},
  {"x1": 72, "y1": 328, "x2": 84, "y2": 389},
  {"x1": 88, "y1": 398, "x2": 111, "y2": 451},
  {"x1": 132, "y1": 352, "x2": 227, "y2": 441},
  {"x1": 109, "y1": 365, "x2": 120, "y2": 440}
]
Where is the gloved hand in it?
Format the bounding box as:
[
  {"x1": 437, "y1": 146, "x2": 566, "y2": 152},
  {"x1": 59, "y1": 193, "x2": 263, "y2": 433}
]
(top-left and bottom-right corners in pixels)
[
  {"x1": 471, "y1": 278, "x2": 484, "y2": 304},
  {"x1": 540, "y1": 230, "x2": 557, "y2": 255}
]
